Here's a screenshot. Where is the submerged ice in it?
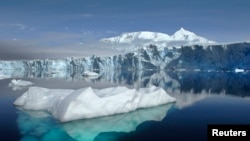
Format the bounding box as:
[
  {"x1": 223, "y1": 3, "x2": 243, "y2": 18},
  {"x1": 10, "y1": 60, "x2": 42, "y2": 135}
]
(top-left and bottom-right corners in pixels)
[
  {"x1": 14, "y1": 86, "x2": 176, "y2": 122},
  {"x1": 17, "y1": 103, "x2": 173, "y2": 141}
]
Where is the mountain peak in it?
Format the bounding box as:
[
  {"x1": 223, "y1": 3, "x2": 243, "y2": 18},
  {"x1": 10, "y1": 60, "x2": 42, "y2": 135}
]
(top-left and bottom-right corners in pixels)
[
  {"x1": 100, "y1": 28, "x2": 216, "y2": 52},
  {"x1": 172, "y1": 28, "x2": 205, "y2": 41},
  {"x1": 179, "y1": 27, "x2": 187, "y2": 32},
  {"x1": 173, "y1": 27, "x2": 196, "y2": 36}
]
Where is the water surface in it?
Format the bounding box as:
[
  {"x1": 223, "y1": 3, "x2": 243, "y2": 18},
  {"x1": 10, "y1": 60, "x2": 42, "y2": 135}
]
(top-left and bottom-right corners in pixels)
[{"x1": 1, "y1": 71, "x2": 250, "y2": 141}]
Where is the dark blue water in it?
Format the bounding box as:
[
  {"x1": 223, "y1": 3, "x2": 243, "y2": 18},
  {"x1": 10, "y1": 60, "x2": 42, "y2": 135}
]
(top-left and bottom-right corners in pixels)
[{"x1": 1, "y1": 71, "x2": 250, "y2": 141}]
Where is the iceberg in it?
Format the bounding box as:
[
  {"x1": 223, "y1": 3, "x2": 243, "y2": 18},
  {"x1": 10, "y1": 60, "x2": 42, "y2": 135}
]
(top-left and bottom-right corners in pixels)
[
  {"x1": 9, "y1": 79, "x2": 33, "y2": 87},
  {"x1": 14, "y1": 86, "x2": 176, "y2": 122},
  {"x1": 9, "y1": 79, "x2": 34, "y2": 90},
  {"x1": 235, "y1": 68, "x2": 244, "y2": 73},
  {"x1": 8, "y1": 79, "x2": 34, "y2": 91}
]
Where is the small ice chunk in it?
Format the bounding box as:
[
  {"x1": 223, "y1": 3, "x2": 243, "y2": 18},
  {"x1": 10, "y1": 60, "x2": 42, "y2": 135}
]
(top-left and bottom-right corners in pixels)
[
  {"x1": 235, "y1": 68, "x2": 244, "y2": 73},
  {"x1": 14, "y1": 86, "x2": 176, "y2": 122},
  {"x1": 9, "y1": 79, "x2": 33, "y2": 87}
]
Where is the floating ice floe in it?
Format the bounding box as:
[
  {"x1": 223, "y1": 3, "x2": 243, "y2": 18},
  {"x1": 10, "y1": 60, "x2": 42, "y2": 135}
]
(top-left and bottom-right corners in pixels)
[
  {"x1": 9, "y1": 79, "x2": 34, "y2": 91},
  {"x1": 14, "y1": 86, "x2": 176, "y2": 122},
  {"x1": 235, "y1": 68, "x2": 244, "y2": 73},
  {"x1": 9, "y1": 79, "x2": 33, "y2": 87}
]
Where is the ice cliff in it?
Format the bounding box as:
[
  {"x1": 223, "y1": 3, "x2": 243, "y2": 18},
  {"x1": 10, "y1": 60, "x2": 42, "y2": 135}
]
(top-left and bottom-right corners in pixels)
[{"x1": 1, "y1": 42, "x2": 250, "y2": 72}]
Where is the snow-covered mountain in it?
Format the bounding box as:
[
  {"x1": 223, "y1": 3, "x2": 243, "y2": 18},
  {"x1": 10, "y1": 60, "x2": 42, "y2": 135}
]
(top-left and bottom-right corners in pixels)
[
  {"x1": 171, "y1": 28, "x2": 215, "y2": 43},
  {"x1": 100, "y1": 28, "x2": 216, "y2": 52},
  {"x1": 101, "y1": 31, "x2": 171, "y2": 43}
]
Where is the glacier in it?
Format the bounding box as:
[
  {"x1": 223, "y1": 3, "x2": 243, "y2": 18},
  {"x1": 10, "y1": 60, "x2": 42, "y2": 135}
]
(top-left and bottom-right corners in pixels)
[
  {"x1": 0, "y1": 44, "x2": 181, "y2": 72},
  {"x1": 167, "y1": 42, "x2": 250, "y2": 71},
  {"x1": 1, "y1": 42, "x2": 250, "y2": 73},
  {"x1": 14, "y1": 86, "x2": 176, "y2": 122}
]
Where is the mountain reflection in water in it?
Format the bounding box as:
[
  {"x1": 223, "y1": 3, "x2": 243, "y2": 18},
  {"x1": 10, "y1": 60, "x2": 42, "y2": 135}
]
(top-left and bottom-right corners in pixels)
[{"x1": 4, "y1": 69, "x2": 250, "y2": 96}]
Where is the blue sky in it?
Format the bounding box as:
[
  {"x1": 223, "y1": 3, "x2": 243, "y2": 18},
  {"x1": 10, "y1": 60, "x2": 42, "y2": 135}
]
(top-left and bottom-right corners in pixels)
[{"x1": 0, "y1": 0, "x2": 250, "y2": 59}]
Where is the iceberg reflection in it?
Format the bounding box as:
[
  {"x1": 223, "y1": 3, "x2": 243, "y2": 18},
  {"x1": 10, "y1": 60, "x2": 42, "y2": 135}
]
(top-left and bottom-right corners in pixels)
[{"x1": 17, "y1": 104, "x2": 173, "y2": 141}]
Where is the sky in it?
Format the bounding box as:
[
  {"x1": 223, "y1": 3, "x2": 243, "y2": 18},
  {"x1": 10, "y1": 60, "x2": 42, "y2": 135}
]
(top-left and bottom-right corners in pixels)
[{"x1": 0, "y1": 0, "x2": 250, "y2": 60}]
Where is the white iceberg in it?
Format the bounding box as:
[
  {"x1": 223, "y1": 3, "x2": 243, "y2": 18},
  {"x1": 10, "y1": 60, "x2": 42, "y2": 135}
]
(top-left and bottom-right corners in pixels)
[
  {"x1": 14, "y1": 86, "x2": 176, "y2": 122},
  {"x1": 9, "y1": 79, "x2": 34, "y2": 90},
  {"x1": 235, "y1": 68, "x2": 244, "y2": 73},
  {"x1": 9, "y1": 79, "x2": 34, "y2": 87}
]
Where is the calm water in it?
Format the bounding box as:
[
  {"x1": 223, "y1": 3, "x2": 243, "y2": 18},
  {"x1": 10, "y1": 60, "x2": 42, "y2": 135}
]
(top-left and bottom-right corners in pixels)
[{"x1": 1, "y1": 71, "x2": 250, "y2": 141}]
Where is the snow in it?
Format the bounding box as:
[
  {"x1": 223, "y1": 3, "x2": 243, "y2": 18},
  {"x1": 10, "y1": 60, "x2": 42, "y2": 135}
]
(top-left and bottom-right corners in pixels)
[
  {"x1": 172, "y1": 27, "x2": 197, "y2": 40},
  {"x1": 14, "y1": 87, "x2": 74, "y2": 110},
  {"x1": 14, "y1": 86, "x2": 176, "y2": 122},
  {"x1": 137, "y1": 31, "x2": 171, "y2": 41},
  {"x1": 171, "y1": 27, "x2": 215, "y2": 43},
  {"x1": 101, "y1": 31, "x2": 171, "y2": 44}
]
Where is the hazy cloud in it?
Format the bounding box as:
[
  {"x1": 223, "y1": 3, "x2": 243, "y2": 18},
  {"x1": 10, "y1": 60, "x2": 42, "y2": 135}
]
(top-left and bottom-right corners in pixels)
[
  {"x1": 0, "y1": 23, "x2": 37, "y2": 32},
  {"x1": 0, "y1": 38, "x2": 121, "y2": 60},
  {"x1": 11, "y1": 24, "x2": 26, "y2": 30}
]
